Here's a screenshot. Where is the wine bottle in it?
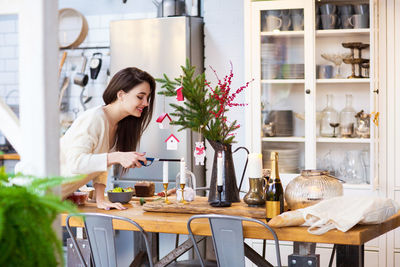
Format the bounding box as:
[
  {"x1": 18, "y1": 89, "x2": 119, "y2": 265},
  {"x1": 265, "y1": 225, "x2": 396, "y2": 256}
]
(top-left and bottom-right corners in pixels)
[{"x1": 265, "y1": 152, "x2": 284, "y2": 221}]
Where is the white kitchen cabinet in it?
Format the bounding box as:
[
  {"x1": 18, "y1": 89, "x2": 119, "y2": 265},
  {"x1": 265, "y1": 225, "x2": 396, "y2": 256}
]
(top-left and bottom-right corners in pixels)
[
  {"x1": 244, "y1": 0, "x2": 385, "y2": 265},
  {"x1": 245, "y1": 0, "x2": 378, "y2": 191}
]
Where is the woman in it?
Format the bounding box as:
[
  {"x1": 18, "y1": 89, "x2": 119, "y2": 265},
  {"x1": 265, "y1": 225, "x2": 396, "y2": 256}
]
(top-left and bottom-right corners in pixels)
[{"x1": 61, "y1": 67, "x2": 156, "y2": 210}]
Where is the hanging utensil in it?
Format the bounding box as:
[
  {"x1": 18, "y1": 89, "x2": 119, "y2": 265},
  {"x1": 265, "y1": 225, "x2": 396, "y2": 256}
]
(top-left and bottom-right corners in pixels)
[
  {"x1": 58, "y1": 51, "x2": 67, "y2": 79},
  {"x1": 58, "y1": 76, "x2": 70, "y2": 110},
  {"x1": 89, "y1": 52, "x2": 102, "y2": 80},
  {"x1": 74, "y1": 54, "x2": 88, "y2": 86}
]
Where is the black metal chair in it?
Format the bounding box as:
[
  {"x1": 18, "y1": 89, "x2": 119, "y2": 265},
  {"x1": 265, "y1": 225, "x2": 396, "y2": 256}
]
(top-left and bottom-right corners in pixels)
[
  {"x1": 187, "y1": 214, "x2": 282, "y2": 267},
  {"x1": 66, "y1": 213, "x2": 154, "y2": 267}
]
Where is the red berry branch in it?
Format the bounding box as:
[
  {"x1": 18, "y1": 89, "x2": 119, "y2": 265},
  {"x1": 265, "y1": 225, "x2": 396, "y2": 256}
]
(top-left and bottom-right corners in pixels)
[{"x1": 205, "y1": 62, "x2": 253, "y2": 141}]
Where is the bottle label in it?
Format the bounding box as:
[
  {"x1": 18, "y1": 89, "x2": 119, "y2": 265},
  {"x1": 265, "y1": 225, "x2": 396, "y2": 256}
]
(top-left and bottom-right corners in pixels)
[{"x1": 266, "y1": 201, "x2": 281, "y2": 218}]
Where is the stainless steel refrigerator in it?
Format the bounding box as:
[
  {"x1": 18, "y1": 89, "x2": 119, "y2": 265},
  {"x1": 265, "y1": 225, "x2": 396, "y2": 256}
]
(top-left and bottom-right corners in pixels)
[{"x1": 110, "y1": 16, "x2": 204, "y2": 190}]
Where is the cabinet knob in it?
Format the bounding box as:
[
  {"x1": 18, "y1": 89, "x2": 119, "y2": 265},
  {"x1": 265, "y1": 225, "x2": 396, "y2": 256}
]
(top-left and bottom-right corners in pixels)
[
  {"x1": 305, "y1": 89, "x2": 311, "y2": 94},
  {"x1": 373, "y1": 89, "x2": 379, "y2": 94}
]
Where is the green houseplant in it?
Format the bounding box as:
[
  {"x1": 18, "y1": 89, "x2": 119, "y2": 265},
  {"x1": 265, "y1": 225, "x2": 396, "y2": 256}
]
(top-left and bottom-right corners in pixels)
[
  {"x1": 157, "y1": 60, "x2": 252, "y2": 203},
  {"x1": 0, "y1": 167, "x2": 79, "y2": 267}
]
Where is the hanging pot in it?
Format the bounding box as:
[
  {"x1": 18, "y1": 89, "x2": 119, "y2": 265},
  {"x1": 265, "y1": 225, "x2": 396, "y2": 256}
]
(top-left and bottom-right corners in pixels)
[{"x1": 208, "y1": 140, "x2": 248, "y2": 203}]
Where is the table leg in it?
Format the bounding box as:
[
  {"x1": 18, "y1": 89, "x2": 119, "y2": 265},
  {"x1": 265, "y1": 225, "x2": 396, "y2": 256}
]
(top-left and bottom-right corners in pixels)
[
  {"x1": 288, "y1": 242, "x2": 320, "y2": 267},
  {"x1": 336, "y1": 245, "x2": 364, "y2": 267},
  {"x1": 154, "y1": 236, "x2": 206, "y2": 267},
  {"x1": 244, "y1": 243, "x2": 274, "y2": 267}
]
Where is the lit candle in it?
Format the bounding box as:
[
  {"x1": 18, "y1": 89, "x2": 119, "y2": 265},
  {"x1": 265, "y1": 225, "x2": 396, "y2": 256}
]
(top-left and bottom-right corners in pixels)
[
  {"x1": 180, "y1": 158, "x2": 186, "y2": 184},
  {"x1": 217, "y1": 152, "x2": 223, "y2": 186},
  {"x1": 247, "y1": 153, "x2": 263, "y2": 178},
  {"x1": 163, "y1": 161, "x2": 168, "y2": 183}
]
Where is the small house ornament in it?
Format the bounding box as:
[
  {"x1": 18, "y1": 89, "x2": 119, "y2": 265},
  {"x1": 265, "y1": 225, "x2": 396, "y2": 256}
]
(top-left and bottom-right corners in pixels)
[
  {"x1": 165, "y1": 134, "x2": 180, "y2": 150},
  {"x1": 156, "y1": 113, "x2": 172, "y2": 129},
  {"x1": 175, "y1": 86, "x2": 184, "y2": 101},
  {"x1": 194, "y1": 141, "x2": 206, "y2": 165}
]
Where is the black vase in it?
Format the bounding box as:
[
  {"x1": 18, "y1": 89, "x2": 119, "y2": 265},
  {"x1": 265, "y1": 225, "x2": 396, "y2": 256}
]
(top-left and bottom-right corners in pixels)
[{"x1": 208, "y1": 140, "x2": 240, "y2": 203}]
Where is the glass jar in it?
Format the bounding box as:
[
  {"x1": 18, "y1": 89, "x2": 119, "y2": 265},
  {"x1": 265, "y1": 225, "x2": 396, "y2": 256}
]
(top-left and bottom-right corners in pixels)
[
  {"x1": 339, "y1": 94, "x2": 356, "y2": 138},
  {"x1": 320, "y1": 94, "x2": 339, "y2": 137},
  {"x1": 176, "y1": 169, "x2": 196, "y2": 202},
  {"x1": 284, "y1": 170, "x2": 343, "y2": 210}
]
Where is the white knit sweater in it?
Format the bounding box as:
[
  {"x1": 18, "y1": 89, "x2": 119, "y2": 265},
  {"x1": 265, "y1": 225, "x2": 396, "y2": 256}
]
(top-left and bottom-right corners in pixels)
[{"x1": 60, "y1": 106, "x2": 110, "y2": 186}]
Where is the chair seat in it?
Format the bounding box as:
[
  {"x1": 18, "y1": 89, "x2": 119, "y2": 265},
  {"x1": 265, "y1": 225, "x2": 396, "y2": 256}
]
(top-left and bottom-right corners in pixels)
[{"x1": 167, "y1": 259, "x2": 217, "y2": 267}]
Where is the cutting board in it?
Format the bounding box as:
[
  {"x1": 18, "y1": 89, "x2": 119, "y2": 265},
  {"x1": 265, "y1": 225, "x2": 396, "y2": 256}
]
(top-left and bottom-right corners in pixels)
[
  {"x1": 131, "y1": 195, "x2": 162, "y2": 202},
  {"x1": 142, "y1": 197, "x2": 266, "y2": 219}
]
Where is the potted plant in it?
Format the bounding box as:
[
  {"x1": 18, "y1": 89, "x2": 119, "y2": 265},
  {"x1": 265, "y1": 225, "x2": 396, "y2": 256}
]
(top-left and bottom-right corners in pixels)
[
  {"x1": 157, "y1": 59, "x2": 252, "y2": 203},
  {"x1": 0, "y1": 167, "x2": 79, "y2": 266}
]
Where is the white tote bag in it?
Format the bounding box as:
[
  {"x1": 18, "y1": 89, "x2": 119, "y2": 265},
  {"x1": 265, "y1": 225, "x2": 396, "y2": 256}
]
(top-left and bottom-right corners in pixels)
[{"x1": 301, "y1": 196, "x2": 399, "y2": 235}]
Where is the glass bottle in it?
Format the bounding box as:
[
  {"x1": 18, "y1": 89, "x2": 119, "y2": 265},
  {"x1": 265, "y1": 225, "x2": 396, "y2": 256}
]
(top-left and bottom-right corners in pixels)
[
  {"x1": 320, "y1": 94, "x2": 339, "y2": 137},
  {"x1": 339, "y1": 94, "x2": 356, "y2": 138},
  {"x1": 265, "y1": 152, "x2": 284, "y2": 221}
]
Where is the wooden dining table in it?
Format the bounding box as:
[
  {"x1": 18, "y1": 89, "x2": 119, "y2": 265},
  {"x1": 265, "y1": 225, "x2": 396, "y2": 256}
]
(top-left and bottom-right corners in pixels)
[{"x1": 61, "y1": 197, "x2": 400, "y2": 267}]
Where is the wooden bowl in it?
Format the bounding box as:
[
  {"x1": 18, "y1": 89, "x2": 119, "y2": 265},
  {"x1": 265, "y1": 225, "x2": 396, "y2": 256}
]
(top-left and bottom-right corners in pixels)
[{"x1": 58, "y1": 8, "x2": 88, "y2": 49}]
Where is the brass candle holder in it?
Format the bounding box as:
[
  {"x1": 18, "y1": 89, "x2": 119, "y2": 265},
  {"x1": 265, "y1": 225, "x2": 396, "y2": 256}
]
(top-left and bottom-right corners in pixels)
[
  {"x1": 179, "y1": 183, "x2": 188, "y2": 204},
  {"x1": 163, "y1": 183, "x2": 171, "y2": 204}
]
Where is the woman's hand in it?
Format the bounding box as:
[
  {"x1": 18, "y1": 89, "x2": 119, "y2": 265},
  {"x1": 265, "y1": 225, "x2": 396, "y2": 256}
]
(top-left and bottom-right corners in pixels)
[
  {"x1": 96, "y1": 198, "x2": 126, "y2": 210},
  {"x1": 94, "y1": 183, "x2": 126, "y2": 210},
  {"x1": 107, "y1": 151, "x2": 147, "y2": 168}
]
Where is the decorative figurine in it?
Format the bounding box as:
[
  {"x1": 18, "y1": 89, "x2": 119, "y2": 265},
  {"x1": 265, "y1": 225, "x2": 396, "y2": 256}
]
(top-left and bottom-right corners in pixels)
[{"x1": 194, "y1": 141, "x2": 206, "y2": 165}]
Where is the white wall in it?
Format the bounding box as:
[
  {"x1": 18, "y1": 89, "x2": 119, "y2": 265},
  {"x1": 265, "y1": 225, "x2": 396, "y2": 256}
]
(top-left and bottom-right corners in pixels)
[{"x1": 203, "y1": 0, "x2": 248, "y2": 191}]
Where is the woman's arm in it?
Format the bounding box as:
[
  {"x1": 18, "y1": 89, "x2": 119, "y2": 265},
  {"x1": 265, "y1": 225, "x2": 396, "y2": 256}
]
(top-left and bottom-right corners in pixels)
[
  {"x1": 94, "y1": 183, "x2": 126, "y2": 210},
  {"x1": 107, "y1": 151, "x2": 147, "y2": 168}
]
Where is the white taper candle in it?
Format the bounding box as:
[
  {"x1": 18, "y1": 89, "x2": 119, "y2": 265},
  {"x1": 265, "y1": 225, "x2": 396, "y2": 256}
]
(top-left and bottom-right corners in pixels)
[
  {"x1": 217, "y1": 152, "x2": 223, "y2": 186},
  {"x1": 247, "y1": 153, "x2": 263, "y2": 178},
  {"x1": 180, "y1": 158, "x2": 186, "y2": 184},
  {"x1": 163, "y1": 161, "x2": 168, "y2": 183}
]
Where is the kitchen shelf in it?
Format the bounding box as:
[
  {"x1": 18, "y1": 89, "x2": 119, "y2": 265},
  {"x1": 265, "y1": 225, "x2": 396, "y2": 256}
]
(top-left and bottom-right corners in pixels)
[
  {"x1": 316, "y1": 78, "x2": 370, "y2": 84},
  {"x1": 262, "y1": 137, "x2": 305, "y2": 142},
  {"x1": 342, "y1": 183, "x2": 373, "y2": 190},
  {"x1": 261, "y1": 30, "x2": 304, "y2": 37},
  {"x1": 261, "y1": 79, "x2": 305, "y2": 84},
  {"x1": 317, "y1": 137, "x2": 371, "y2": 144},
  {"x1": 316, "y1": 28, "x2": 370, "y2": 37}
]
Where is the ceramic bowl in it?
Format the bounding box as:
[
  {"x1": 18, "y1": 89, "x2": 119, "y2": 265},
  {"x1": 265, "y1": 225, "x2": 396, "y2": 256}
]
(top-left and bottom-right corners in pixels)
[{"x1": 107, "y1": 191, "x2": 133, "y2": 204}]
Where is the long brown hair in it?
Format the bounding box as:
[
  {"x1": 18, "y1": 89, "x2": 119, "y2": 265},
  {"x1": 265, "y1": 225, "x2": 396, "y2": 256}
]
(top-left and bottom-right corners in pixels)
[{"x1": 103, "y1": 67, "x2": 156, "y2": 152}]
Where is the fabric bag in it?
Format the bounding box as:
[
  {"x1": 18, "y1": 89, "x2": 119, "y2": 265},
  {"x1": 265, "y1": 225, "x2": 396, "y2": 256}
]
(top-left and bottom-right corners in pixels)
[{"x1": 302, "y1": 196, "x2": 399, "y2": 235}]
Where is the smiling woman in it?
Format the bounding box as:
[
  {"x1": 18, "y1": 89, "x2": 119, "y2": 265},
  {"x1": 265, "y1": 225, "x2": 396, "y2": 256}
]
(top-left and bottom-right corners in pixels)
[{"x1": 60, "y1": 67, "x2": 156, "y2": 210}]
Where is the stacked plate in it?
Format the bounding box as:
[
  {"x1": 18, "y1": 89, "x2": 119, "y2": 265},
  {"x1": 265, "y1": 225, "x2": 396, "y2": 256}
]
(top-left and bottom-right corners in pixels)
[
  {"x1": 279, "y1": 63, "x2": 304, "y2": 79},
  {"x1": 261, "y1": 43, "x2": 278, "y2": 79},
  {"x1": 262, "y1": 146, "x2": 300, "y2": 173},
  {"x1": 265, "y1": 110, "x2": 293, "y2": 136}
]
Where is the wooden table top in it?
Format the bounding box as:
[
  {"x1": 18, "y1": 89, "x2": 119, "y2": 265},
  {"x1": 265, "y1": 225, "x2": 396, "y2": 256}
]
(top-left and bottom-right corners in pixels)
[
  {"x1": 0, "y1": 153, "x2": 19, "y2": 160},
  {"x1": 61, "y1": 199, "x2": 400, "y2": 246}
]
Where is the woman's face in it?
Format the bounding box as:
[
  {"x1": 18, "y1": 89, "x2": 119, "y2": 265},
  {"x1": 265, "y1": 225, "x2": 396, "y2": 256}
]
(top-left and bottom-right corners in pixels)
[{"x1": 119, "y1": 82, "x2": 151, "y2": 117}]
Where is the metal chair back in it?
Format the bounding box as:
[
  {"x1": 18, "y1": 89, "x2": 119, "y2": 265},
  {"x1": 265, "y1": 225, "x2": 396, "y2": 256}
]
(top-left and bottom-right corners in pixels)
[
  {"x1": 66, "y1": 213, "x2": 153, "y2": 267},
  {"x1": 187, "y1": 214, "x2": 281, "y2": 267}
]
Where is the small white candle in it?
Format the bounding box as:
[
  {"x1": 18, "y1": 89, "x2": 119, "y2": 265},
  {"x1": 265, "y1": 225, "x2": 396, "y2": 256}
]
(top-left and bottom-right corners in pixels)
[
  {"x1": 180, "y1": 158, "x2": 186, "y2": 184},
  {"x1": 247, "y1": 153, "x2": 263, "y2": 178},
  {"x1": 217, "y1": 152, "x2": 223, "y2": 186},
  {"x1": 163, "y1": 161, "x2": 168, "y2": 183}
]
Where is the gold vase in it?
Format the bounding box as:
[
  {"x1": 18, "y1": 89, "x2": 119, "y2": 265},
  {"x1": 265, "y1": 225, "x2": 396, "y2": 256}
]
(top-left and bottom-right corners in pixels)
[{"x1": 243, "y1": 178, "x2": 266, "y2": 207}]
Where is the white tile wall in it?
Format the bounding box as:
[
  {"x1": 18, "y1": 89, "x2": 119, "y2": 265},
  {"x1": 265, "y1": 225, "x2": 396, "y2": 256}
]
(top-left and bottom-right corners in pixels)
[{"x1": 0, "y1": 15, "x2": 18, "y2": 107}]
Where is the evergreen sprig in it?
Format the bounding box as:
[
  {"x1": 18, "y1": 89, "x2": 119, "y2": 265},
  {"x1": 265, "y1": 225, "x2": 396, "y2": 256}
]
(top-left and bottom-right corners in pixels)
[
  {"x1": 0, "y1": 167, "x2": 78, "y2": 267},
  {"x1": 157, "y1": 59, "x2": 250, "y2": 144}
]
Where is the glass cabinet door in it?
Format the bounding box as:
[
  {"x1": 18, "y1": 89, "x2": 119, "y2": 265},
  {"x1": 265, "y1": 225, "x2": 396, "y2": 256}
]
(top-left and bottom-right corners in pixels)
[
  {"x1": 251, "y1": 2, "x2": 311, "y2": 180},
  {"x1": 314, "y1": 0, "x2": 374, "y2": 186}
]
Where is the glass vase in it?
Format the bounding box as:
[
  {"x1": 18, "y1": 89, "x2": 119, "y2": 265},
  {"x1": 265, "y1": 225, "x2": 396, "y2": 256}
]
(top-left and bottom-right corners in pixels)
[
  {"x1": 284, "y1": 170, "x2": 343, "y2": 210},
  {"x1": 320, "y1": 94, "x2": 339, "y2": 137},
  {"x1": 339, "y1": 94, "x2": 356, "y2": 138}
]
